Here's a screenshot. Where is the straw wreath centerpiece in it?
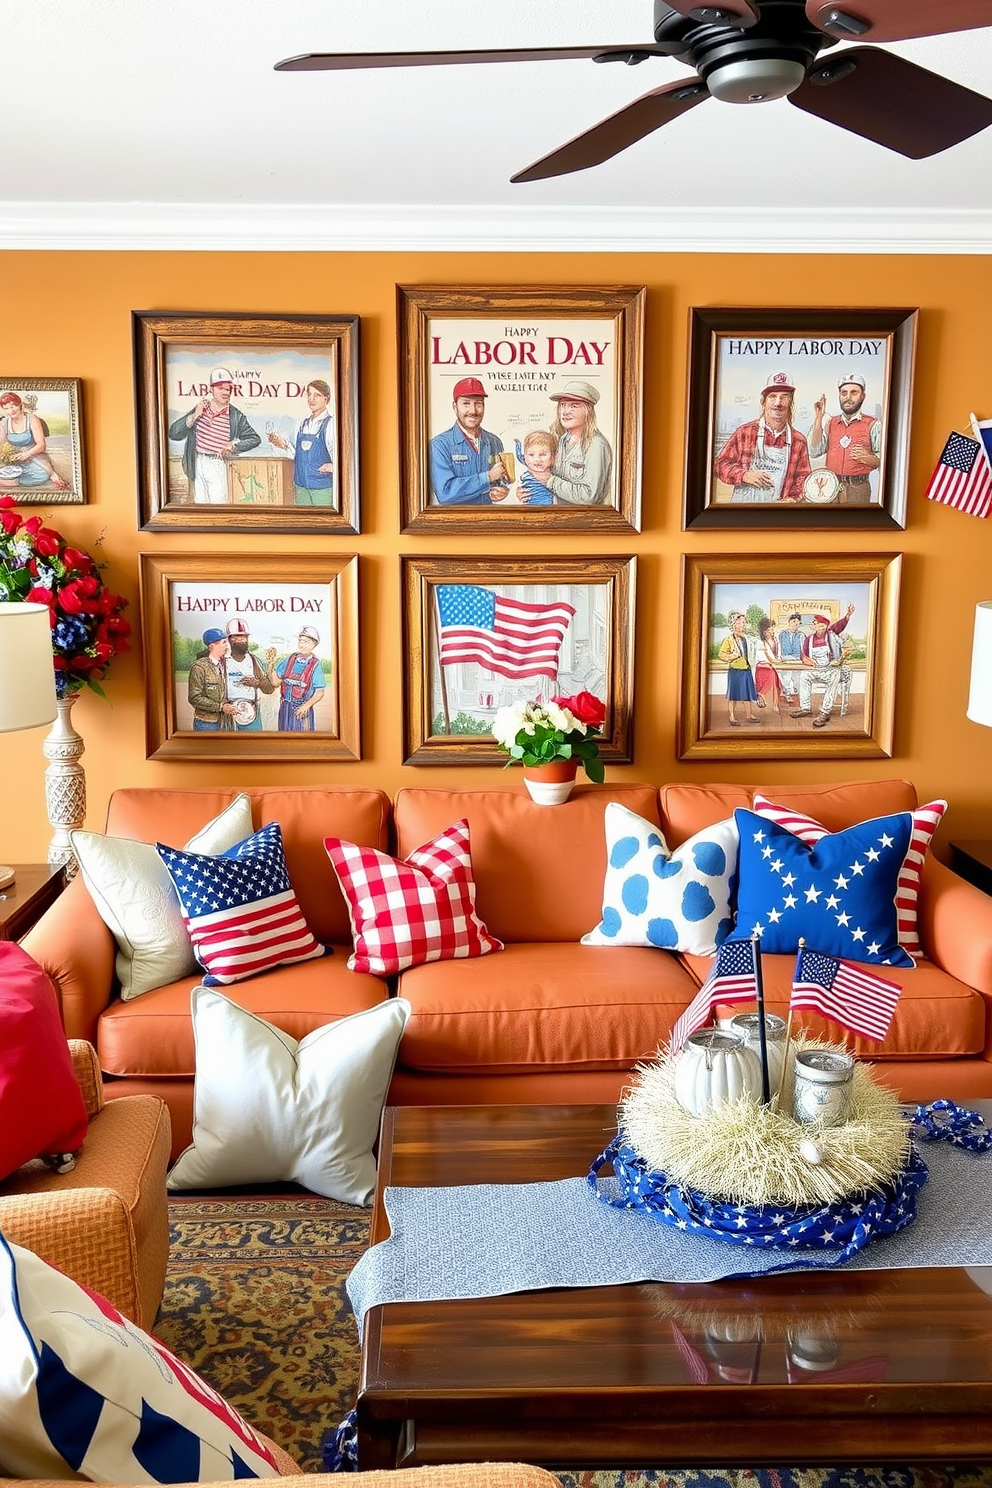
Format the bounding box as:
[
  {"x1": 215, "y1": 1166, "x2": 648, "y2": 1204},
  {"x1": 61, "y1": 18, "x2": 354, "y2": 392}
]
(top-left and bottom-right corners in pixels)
[{"x1": 590, "y1": 934, "x2": 933, "y2": 1256}]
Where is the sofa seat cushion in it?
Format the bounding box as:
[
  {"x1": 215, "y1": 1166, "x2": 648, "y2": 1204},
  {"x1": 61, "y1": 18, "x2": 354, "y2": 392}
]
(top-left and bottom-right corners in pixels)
[
  {"x1": 95, "y1": 956, "x2": 387, "y2": 1079},
  {"x1": 679, "y1": 952, "x2": 986, "y2": 1060},
  {"x1": 394, "y1": 784, "x2": 661, "y2": 944},
  {"x1": 397, "y1": 941, "x2": 699, "y2": 1074}
]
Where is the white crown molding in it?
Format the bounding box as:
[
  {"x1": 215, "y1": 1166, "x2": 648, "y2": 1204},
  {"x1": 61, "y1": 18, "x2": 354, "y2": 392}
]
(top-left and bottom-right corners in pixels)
[{"x1": 2, "y1": 202, "x2": 992, "y2": 254}]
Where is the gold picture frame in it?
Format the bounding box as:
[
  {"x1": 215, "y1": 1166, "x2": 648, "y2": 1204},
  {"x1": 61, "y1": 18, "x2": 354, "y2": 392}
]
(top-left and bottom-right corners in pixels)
[
  {"x1": 139, "y1": 552, "x2": 361, "y2": 761},
  {"x1": 679, "y1": 552, "x2": 901, "y2": 760},
  {"x1": 398, "y1": 284, "x2": 644, "y2": 535},
  {"x1": 401, "y1": 554, "x2": 636, "y2": 764},
  {"x1": 0, "y1": 376, "x2": 86, "y2": 504},
  {"x1": 133, "y1": 311, "x2": 359, "y2": 534}
]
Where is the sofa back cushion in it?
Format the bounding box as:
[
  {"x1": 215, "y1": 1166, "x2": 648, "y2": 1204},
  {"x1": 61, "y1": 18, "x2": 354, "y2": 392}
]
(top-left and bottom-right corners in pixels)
[
  {"x1": 659, "y1": 779, "x2": 919, "y2": 849},
  {"x1": 394, "y1": 785, "x2": 660, "y2": 943},
  {"x1": 105, "y1": 787, "x2": 391, "y2": 946}
]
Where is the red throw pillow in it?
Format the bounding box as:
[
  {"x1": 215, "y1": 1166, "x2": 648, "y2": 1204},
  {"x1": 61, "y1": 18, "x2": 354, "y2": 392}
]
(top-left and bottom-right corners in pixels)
[
  {"x1": 0, "y1": 943, "x2": 88, "y2": 1182},
  {"x1": 324, "y1": 817, "x2": 503, "y2": 976}
]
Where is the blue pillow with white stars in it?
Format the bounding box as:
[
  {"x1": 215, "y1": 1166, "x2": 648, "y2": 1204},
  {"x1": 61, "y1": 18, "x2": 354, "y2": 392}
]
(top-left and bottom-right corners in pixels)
[
  {"x1": 582, "y1": 803, "x2": 738, "y2": 955},
  {"x1": 732, "y1": 807, "x2": 914, "y2": 968}
]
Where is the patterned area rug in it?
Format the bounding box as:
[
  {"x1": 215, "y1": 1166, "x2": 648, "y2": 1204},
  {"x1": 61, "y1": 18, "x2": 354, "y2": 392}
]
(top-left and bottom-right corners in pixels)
[{"x1": 155, "y1": 1194, "x2": 992, "y2": 1486}]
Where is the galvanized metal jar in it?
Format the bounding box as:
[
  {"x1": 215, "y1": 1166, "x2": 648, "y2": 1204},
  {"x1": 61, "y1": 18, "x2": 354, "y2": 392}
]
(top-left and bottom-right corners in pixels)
[
  {"x1": 791, "y1": 1048, "x2": 855, "y2": 1128},
  {"x1": 727, "y1": 1011, "x2": 790, "y2": 1092}
]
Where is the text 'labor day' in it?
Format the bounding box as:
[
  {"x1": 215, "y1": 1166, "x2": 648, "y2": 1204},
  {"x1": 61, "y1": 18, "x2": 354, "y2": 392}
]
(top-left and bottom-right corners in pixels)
[{"x1": 431, "y1": 336, "x2": 611, "y2": 368}]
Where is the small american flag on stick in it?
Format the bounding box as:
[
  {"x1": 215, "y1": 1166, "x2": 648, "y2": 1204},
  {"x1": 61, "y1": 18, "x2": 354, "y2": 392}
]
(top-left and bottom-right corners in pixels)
[
  {"x1": 924, "y1": 430, "x2": 992, "y2": 519},
  {"x1": 790, "y1": 946, "x2": 902, "y2": 1042},
  {"x1": 670, "y1": 938, "x2": 759, "y2": 1054}
]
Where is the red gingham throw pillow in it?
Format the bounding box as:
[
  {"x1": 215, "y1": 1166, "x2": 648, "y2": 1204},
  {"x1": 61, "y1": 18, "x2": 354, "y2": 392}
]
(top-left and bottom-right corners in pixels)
[
  {"x1": 752, "y1": 794, "x2": 947, "y2": 961},
  {"x1": 324, "y1": 818, "x2": 502, "y2": 976}
]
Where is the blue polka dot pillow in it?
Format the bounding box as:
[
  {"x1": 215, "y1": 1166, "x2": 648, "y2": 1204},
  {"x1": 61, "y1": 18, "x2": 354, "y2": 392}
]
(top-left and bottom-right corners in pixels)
[{"x1": 582, "y1": 803, "x2": 738, "y2": 954}]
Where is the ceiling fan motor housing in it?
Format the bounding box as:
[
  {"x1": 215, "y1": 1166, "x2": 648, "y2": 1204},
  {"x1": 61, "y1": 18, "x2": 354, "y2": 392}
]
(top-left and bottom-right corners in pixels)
[{"x1": 654, "y1": 0, "x2": 834, "y2": 103}]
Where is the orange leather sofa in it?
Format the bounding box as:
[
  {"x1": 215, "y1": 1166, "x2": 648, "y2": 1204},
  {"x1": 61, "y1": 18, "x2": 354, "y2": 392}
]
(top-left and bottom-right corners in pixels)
[{"x1": 22, "y1": 779, "x2": 992, "y2": 1161}]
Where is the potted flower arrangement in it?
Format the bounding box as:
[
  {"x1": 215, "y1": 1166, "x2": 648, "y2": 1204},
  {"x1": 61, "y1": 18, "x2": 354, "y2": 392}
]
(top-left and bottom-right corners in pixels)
[
  {"x1": 0, "y1": 497, "x2": 132, "y2": 870},
  {"x1": 491, "y1": 691, "x2": 606, "y2": 804},
  {"x1": 0, "y1": 498, "x2": 131, "y2": 698}
]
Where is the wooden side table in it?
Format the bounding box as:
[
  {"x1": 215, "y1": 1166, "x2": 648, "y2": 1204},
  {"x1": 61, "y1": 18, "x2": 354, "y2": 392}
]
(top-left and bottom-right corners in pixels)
[
  {"x1": 0, "y1": 864, "x2": 67, "y2": 941},
  {"x1": 949, "y1": 840, "x2": 992, "y2": 897}
]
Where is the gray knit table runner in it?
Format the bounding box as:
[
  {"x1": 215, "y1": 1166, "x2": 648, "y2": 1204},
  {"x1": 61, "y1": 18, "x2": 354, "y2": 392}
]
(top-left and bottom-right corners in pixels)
[{"x1": 347, "y1": 1140, "x2": 992, "y2": 1336}]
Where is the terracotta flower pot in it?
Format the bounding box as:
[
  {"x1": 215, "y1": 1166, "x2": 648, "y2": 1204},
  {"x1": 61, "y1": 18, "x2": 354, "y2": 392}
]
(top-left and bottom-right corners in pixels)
[{"x1": 522, "y1": 758, "x2": 578, "y2": 806}]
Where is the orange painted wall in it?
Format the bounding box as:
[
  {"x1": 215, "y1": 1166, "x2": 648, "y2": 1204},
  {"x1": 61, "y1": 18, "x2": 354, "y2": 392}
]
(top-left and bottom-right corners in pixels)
[{"x1": 3, "y1": 250, "x2": 991, "y2": 862}]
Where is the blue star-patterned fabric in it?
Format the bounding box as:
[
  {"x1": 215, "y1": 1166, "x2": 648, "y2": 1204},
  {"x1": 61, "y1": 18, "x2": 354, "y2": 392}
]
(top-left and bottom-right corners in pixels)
[
  {"x1": 731, "y1": 807, "x2": 914, "y2": 968},
  {"x1": 590, "y1": 1137, "x2": 928, "y2": 1267}
]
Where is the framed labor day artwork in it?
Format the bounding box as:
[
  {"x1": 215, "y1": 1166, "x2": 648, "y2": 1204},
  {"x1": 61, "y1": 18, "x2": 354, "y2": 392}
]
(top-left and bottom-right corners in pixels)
[
  {"x1": 683, "y1": 307, "x2": 918, "y2": 531},
  {"x1": 400, "y1": 554, "x2": 635, "y2": 765},
  {"x1": 678, "y1": 552, "x2": 901, "y2": 762},
  {"x1": 397, "y1": 284, "x2": 645, "y2": 535},
  {"x1": 138, "y1": 552, "x2": 360, "y2": 762},
  {"x1": 0, "y1": 377, "x2": 86, "y2": 503},
  {"x1": 133, "y1": 311, "x2": 360, "y2": 534}
]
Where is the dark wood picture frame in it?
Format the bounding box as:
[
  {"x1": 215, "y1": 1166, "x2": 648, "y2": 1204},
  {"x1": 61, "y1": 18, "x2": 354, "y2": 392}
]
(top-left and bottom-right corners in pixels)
[
  {"x1": 138, "y1": 552, "x2": 360, "y2": 762},
  {"x1": 398, "y1": 284, "x2": 644, "y2": 535},
  {"x1": 683, "y1": 307, "x2": 917, "y2": 531},
  {"x1": 133, "y1": 311, "x2": 360, "y2": 534},
  {"x1": 401, "y1": 554, "x2": 636, "y2": 765},
  {"x1": 679, "y1": 551, "x2": 901, "y2": 761}
]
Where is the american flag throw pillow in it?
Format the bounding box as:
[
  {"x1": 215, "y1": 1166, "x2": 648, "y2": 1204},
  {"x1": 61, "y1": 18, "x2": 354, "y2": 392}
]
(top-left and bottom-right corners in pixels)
[
  {"x1": 324, "y1": 817, "x2": 502, "y2": 977},
  {"x1": 156, "y1": 822, "x2": 326, "y2": 986},
  {"x1": 753, "y1": 793, "x2": 947, "y2": 961}
]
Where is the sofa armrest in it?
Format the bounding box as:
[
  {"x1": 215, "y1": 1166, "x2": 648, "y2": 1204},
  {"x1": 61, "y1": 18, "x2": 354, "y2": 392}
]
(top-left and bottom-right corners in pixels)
[
  {"x1": 20, "y1": 873, "x2": 116, "y2": 1042},
  {"x1": 918, "y1": 855, "x2": 992, "y2": 992},
  {"x1": 69, "y1": 1039, "x2": 104, "y2": 1118}
]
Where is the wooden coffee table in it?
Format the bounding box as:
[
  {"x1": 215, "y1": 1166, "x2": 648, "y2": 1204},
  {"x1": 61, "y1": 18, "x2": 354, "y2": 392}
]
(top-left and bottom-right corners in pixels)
[{"x1": 357, "y1": 1103, "x2": 992, "y2": 1470}]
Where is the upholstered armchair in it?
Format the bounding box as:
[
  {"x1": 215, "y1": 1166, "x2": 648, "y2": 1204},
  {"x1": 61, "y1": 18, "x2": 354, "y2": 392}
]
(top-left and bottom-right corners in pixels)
[{"x1": 0, "y1": 1038, "x2": 171, "y2": 1331}]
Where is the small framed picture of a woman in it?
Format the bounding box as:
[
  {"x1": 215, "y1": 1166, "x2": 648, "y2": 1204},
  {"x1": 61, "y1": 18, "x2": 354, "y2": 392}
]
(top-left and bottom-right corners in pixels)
[
  {"x1": 398, "y1": 285, "x2": 645, "y2": 535},
  {"x1": 0, "y1": 378, "x2": 86, "y2": 503}
]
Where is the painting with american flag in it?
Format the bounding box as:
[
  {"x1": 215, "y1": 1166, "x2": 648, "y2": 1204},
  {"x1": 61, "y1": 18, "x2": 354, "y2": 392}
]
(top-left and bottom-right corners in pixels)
[{"x1": 402, "y1": 554, "x2": 634, "y2": 767}]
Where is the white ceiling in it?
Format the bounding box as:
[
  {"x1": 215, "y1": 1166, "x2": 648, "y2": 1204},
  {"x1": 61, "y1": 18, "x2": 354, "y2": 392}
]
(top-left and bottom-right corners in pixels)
[{"x1": 11, "y1": 0, "x2": 992, "y2": 252}]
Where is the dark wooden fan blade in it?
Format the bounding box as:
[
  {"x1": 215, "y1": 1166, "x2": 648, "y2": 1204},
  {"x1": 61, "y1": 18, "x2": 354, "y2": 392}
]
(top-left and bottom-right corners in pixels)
[
  {"x1": 662, "y1": 1, "x2": 759, "y2": 23},
  {"x1": 807, "y1": 0, "x2": 992, "y2": 44},
  {"x1": 275, "y1": 45, "x2": 672, "y2": 72},
  {"x1": 511, "y1": 80, "x2": 709, "y2": 183},
  {"x1": 790, "y1": 46, "x2": 992, "y2": 158}
]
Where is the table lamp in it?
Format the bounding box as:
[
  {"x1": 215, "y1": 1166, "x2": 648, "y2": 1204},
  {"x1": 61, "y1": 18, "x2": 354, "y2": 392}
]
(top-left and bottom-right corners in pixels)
[{"x1": 0, "y1": 602, "x2": 58, "y2": 889}]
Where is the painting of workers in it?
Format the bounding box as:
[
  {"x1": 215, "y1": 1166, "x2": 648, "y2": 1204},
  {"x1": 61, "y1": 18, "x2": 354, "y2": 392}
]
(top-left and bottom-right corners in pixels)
[
  {"x1": 398, "y1": 285, "x2": 645, "y2": 534},
  {"x1": 679, "y1": 554, "x2": 901, "y2": 761},
  {"x1": 684, "y1": 309, "x2": 917, "y2": 532},
  {"x1": 134, "y1": 312, "x2": 359, "y2": 534}
]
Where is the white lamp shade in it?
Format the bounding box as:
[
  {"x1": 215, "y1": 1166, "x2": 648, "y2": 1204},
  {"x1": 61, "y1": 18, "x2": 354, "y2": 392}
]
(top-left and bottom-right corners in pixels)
[
  {"x1": 0, "y1": 602, "x2": 58, "y2": 734},
  {"x1": 967, "y1": 602, "x2": 992, "y2": 729}
]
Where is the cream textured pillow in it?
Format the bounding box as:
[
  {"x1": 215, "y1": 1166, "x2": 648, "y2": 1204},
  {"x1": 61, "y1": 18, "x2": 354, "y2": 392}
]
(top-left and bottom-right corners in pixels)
[
  {"x1": 167, "y1": 988, "x2": 409, "y2": 1205},
  {"x1": 70, "y1": 794, "x2": 254, "y2": 1001}
]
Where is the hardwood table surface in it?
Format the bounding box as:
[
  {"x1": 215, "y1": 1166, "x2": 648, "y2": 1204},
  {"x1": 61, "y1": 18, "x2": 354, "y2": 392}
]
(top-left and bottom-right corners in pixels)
[
  {"x1": 0, "y1": 862, "x2": 66, "y2": 941},
  {"x1": 357, "y1": 1102, "x2": 992, "y2": 1471}
]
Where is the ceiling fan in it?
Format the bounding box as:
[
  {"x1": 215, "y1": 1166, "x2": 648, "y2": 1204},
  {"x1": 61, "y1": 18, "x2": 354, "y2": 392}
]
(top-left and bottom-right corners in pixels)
[{"x1": 275, "y1": 0, "x2": 992, "y2": 182}]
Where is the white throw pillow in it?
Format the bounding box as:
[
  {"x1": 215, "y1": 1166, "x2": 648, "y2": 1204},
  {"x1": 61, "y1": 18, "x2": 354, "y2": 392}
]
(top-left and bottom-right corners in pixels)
[
  {"x1": 167, "y1": 989, "x2": 409, "y2": 1206},
  {"x1": 0, "y1": 1232, "x2": 281, "y2": 1481},
  {"x1": 71, "y1": 794, "x2": 254, "y2": 1001},
  {"x1": 582, "y1": 802, "x2": 739, "y2": 955}
]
